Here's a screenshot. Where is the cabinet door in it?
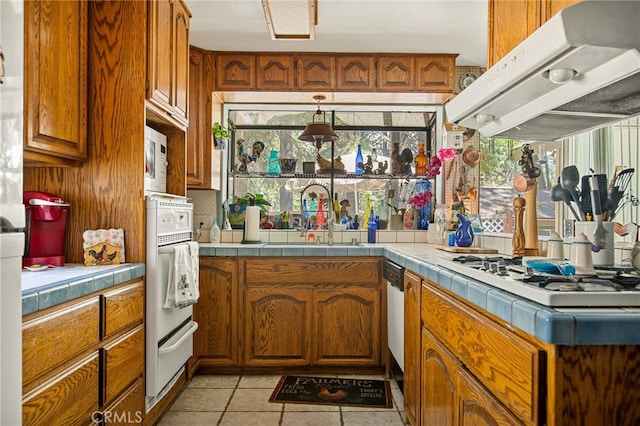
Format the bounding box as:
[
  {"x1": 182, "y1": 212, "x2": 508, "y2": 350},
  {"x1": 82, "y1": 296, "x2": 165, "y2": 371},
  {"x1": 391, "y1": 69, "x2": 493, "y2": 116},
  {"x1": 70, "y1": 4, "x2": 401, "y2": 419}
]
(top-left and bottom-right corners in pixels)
[
  {"x1": 336, "y1": 56, "x2": 375, "y2": 91},
  {"x1": 22, "y1": 352, "x2": 100, "y2": 426},
  {"x1": 147, "y1": 0, "x2": 190, "y2": 125},
  {"x1": 244, "y1": 287, "x2": 312, "y2": 366},
  {"x1": 422, "y1": 282, "x2": 540, "y2": 424},
  {"x1": 173, "y1": 0, "x2": 190, "y2": 123},
  {"x1": 421, "y1": 329, "x2": 458, "y2": 426},
  {"x1": 297, "y1": 55, "x2": 335, "y2": 90},
  {"x1": 186, "y1": 47, "x2": 214, "y2": 189},
  {"x1": 487, "y1": 0, "x2": 541, "y2": 68},
  {"x1": 22, "y1": 297, "x2": 100, "y2": 388},
  {"x1": 416, "y1": 55, "x2": 456, "y2": 93},
  {"x1": 257, "y1": 55, "x2": 295, "y2": 90},
  {"x1": 377, "y1": 56, "x2": 415, "y2": 91},
  {"x1": 102, "y1": 378, "x2": 144, "y2": 426},
  {"x1": 313, "y1": 287, "x2": 380, "y2": 366},
  {"x1": 103, "y1": 325, "x2": 145, "y2": 406},
  {"x1": 542, "y1": 0, "x2": 581, "y2": 22},
  {"x1": 102, "y1": 280, "x2": 144, "y2": 338},
  {"x1": 458, "y1": 367, "x2": 524, "y2": 426},
  {"x1": 24, "y1": 0, "x2": 88, "y2": 163},
  {"x1": 147, "y1": 0, "x2": 173, "y2": 112},
  {"x1": 215, "y1": 54, "x2": 255, "y2": 90},
  {"x1": 404, "y1": 271, "x2": 421, "y2": 426},
  {"x1": 194, "y1": 257, "x2": 239, "y2": 367}
]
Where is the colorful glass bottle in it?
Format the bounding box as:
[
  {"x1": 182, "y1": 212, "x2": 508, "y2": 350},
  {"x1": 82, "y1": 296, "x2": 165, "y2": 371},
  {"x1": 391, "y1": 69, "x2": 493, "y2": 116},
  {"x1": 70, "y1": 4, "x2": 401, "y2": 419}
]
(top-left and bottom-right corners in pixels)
[
  {"x1": 267, "y1": 150, "x2": 280, "y2": 175},
  {"x1": 316, "y1": 193, "x2": 326, "y2": 227},
  {"x1": 363, "y1": 194, "x2": 371, "y2": 230},
  {"x1": 414, "y1": 143, "x2": 428, "y2": 176},
  {"x1": 355, "y1": 144, "x2": 364, "y2": 175}
]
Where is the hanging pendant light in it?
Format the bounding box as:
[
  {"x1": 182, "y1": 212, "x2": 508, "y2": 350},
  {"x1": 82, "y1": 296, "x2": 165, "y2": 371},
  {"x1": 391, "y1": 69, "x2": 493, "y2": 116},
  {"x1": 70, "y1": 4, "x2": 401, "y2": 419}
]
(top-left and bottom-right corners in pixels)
[{"x1": 298, "y1": 95, "x2": 338, "y2": 147}]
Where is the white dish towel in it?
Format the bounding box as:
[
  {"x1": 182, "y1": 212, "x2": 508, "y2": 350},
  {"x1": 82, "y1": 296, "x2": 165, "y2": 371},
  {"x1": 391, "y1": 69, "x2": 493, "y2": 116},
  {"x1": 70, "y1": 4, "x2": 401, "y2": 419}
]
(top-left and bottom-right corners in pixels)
[{"x1": 164, "y1": 241, "x2": 199, "y2": 308}]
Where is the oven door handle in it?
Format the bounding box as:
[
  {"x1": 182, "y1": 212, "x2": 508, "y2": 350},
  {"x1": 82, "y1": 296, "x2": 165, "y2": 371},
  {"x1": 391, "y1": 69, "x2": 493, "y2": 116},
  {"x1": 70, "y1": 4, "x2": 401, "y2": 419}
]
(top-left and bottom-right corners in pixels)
[{"x1": 158, "y1": 321, "x2": 199, "y2": 354}]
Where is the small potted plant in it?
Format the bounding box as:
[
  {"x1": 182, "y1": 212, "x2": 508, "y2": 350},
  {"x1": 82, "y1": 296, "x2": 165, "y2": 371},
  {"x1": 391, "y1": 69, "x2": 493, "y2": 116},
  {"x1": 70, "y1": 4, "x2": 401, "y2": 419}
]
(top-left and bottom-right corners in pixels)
[
  {"x1": 212, "y1": 119, "x2": 237, "y2": 149},
  {"x1": 228, "y1": 193, "x2": 271, "y2": 229}
]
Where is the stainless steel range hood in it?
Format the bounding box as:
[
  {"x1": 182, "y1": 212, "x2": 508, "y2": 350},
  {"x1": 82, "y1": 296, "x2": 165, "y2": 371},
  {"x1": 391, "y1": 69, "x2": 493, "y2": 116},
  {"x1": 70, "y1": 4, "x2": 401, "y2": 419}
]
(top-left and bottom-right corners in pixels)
[{"x1": 445, "y1": 1, "x2": 640, "y2": 141}]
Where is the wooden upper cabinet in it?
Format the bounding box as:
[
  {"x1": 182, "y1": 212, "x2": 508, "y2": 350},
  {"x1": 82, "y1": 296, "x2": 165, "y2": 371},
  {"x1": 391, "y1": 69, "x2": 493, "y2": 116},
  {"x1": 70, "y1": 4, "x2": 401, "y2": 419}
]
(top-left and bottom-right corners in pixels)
[
  {"x1": 297, "y1": 55, "x2": 335, "y2": 90},
  {"x1": 416, "y1": 55, "x2": 456, "y2": 93},
  {"x1": 187, "y1": 47, "x2": 215, "y2": 189},
  {"x1": 24, "y1": 0, "x2": 88, "y2": 164},
  {"x1": 215, "y1": 54, "x2": 255, "y2": 90},
  {"x1": 256, "y1": 56, "x2": 295, "y2": 90},
  {"x1": 487, "y1": 0, "x2": 580, "y2": 68},
  {"x1": 210, "y1": 52, "x2": 456, "y2": 93},
  {"x1": 147, "y1": 0, "x2": 191, "y2": 127},
  {"x1": 377, "y1": 56, "x2": 415, "y2": 91},
  {"x1": 173, "y1": 1, "x2": 190, "y2": 123},
  {"x1": 336, "y1": 56, "x2": 375, "y2": 91}
]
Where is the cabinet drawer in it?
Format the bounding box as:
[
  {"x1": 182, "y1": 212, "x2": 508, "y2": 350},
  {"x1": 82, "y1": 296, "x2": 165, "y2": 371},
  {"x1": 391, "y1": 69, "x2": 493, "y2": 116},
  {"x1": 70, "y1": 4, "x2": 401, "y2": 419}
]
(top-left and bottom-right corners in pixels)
[
  {"x1": 102, "y1": 281, "x2": 144, "y2": 338},
  {"x1": 103, "y1": 378, "x2": 144, "y2": 426},
  {"x1": 421, "y1": 282, "x2": 540, "y2": 424},
  {"x1": 22, "y1": 298, "x2": 100, "y2": 387},
  {"x1": 103, "y1": 325, "x2": 145, "y2": 405},
  {"x1": 22, "y1": 352, "x2": 100, "y2": 426},
  {"x1": 243, "y1": 258, "x2": 380, "y2": 284}
]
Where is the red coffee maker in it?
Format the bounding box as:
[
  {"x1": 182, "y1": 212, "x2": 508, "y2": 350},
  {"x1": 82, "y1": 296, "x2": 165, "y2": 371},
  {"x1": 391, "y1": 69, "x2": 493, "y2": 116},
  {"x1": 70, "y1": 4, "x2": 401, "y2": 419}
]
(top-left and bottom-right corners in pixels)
[{"x1": 23, "y1": 191, "x2": 70, "y2": 267}]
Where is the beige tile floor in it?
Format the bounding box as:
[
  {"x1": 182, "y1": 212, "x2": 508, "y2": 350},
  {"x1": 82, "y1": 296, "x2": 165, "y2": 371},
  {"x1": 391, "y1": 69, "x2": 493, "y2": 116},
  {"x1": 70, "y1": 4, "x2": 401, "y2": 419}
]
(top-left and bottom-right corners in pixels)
[{"x1": 158, "y1": 374, "x2": 408, "y2": 426}]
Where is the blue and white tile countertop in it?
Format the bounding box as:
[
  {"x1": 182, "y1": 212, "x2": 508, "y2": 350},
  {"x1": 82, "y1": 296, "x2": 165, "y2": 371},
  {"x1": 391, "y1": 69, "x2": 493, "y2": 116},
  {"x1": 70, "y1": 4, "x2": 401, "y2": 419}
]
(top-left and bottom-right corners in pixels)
[
  {"x1": 21, "y1": 263, "x2": 145, "y2": 316},
  {"x1": 200, "y1": 241, "x2": 640, "y2": 346}
]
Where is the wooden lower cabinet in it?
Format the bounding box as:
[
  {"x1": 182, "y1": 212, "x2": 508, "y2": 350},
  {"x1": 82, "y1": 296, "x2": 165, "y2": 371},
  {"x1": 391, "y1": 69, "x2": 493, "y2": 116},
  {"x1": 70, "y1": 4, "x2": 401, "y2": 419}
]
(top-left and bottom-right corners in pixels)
[
  {"x1": 22, "y1": 352, "x2": 100, "y2": 426},
  {"x1": 22, "y1": 279, "x2": 145, "y2": 425},
  {"x1": 314, "y1": 287, "x2": 380, "y2": 365},
  {"x1": 403, "y1": 271, "x2": 421, "y2": 425},
  {"x1": 244, "y1": 287, "x2": 312, "y2": 366},
  {"x1": 192, "y1": 257, "x2": 383, "y2": 370},
  {"x1": 422, "y1": 327, "x2": 522, "y2": 426},
  {"x1": 191, "y1": 257, "x2": 239, "y2": 371},
  {"x1": 102, "y1": 378, "x2": 145, "y2": 426},
  {"x1": 421, "y1": 328, "x2": 458, "y2": 426}
]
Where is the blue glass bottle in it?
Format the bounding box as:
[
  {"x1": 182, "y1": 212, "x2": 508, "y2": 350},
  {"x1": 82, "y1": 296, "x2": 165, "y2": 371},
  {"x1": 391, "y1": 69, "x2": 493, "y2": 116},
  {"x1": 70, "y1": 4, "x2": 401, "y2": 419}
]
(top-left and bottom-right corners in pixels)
[
  {"x1": 355, "y1": 144, "x2": 364, "y2": 175},
  {"x1": 367, "y1": 208, "x2": 377, "y2": 243}
]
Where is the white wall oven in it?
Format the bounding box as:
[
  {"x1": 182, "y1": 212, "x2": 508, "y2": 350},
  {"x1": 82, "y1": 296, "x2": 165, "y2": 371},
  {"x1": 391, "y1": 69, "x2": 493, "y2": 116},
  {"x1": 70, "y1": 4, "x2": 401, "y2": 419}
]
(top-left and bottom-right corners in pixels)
[{"x1": 146, "y1": 194, "x2": 198, "y2": 412}]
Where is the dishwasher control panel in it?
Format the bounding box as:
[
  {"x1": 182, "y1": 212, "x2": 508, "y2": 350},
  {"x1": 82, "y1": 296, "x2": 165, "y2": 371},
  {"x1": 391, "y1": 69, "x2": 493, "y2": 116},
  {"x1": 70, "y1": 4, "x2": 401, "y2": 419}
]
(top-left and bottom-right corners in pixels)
[{"x1": 383, "y1": 260, "x2": 405, "y2": 291}]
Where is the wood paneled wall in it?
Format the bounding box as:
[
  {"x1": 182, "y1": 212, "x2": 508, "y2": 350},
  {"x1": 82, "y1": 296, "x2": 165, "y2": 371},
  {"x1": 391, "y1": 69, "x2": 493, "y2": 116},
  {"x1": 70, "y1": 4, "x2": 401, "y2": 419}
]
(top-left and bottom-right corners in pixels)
[{"x1": 24, "y1": 1, "x2": 148, "y2": 264}]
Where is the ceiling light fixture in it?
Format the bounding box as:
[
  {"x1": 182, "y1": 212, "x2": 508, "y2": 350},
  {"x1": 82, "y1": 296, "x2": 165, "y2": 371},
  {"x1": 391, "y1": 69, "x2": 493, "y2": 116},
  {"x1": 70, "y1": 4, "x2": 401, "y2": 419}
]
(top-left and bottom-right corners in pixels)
[
  {"x1": 298, "y1": 95, "x2": 338, "y2": 147},
  {"x1": 299, "y1": 94, "x2": 339, "y2": 208},
  {"x1": 261, "y1": 0, "x2": 317, "y2": 40}
]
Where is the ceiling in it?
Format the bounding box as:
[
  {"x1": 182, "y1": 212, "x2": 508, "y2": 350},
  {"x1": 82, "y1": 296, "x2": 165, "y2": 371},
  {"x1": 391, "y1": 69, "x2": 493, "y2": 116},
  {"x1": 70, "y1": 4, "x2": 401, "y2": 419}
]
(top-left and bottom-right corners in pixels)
[{"x1": 186, "y1": 0, "x2": 489, "y2": 67}]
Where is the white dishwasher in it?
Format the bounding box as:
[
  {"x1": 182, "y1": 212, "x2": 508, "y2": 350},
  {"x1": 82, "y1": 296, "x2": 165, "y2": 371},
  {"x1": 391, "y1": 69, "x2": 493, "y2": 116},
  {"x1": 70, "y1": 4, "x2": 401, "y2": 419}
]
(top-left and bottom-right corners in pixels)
[{"x1": 384, "y1": 259, "x2": 405, "y2": 373}]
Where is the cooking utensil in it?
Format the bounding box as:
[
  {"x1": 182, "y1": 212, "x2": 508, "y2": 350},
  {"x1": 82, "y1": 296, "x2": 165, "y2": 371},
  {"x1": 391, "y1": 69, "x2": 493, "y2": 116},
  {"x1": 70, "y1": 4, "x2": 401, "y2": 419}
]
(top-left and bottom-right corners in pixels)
[
  {"x1": 551, "y1": 177, "x2": 581, "y2": 221},
  {"x1": 561, "y1": 165, "x2": 585, "y2": 220},
  {"x1": 608, "y1": 167, "x2": 635, "y2": 221},
  {"x1": 581, "y1": 174, "x2": 608, "y2": 220},
  {"x1": 590, "y1": 175, "x2": 607, "y2": 249}
]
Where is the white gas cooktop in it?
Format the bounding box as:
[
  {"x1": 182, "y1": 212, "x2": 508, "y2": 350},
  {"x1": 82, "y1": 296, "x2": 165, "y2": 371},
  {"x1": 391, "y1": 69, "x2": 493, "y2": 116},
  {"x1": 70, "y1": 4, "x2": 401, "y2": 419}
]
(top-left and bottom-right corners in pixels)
[{"x1": 437, "y1": 258, "x2": 640, "y2": 308}]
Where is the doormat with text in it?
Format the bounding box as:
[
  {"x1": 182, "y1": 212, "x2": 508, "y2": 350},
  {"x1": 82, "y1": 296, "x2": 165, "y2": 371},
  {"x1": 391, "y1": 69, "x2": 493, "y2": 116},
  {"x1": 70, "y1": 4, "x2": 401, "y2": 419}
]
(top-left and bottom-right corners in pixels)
[{"x1": 268, "y1": 375, "x2": 393, "y2": 408}]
